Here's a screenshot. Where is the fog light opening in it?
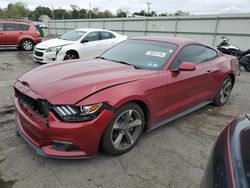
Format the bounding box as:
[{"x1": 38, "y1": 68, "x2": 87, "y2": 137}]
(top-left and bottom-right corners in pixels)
[{"x1": 52, "y1": 140, "x2": 80, "y2": 152}]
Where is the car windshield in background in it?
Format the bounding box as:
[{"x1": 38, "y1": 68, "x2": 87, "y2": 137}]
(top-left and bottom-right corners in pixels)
[
  {"x1": 60, "y1": 30, "x2": 86, "y2": 41},
  {"x1": 101, "y1": 40, "x2": 177, "y2": 70}
]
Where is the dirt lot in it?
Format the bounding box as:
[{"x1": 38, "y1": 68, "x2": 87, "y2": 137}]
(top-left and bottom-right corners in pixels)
[{"x1": 0, "y1": 48, "x2": 250, "y2": 188}]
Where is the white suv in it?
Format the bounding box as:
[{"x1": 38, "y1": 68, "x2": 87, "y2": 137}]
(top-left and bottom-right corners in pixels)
[{"x1": 33, "y1": 28, "x2": 127, "y2": 63}]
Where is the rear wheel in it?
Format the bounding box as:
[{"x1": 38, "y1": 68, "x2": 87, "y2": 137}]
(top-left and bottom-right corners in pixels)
[
  {"x1": 213, "y1": 76, "x2": 233, "y2": 106},
  {"x1": 244, "y1": 64, "x2": 250, "y2": 72},
  {"x1": 101, "y1": 103, "x2": 145, "y2": 155},
  {"x1": 20, "y1": 39, "x2": 34, "y2": 51}
]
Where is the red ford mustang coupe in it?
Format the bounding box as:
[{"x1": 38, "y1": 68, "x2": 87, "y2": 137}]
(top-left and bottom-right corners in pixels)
[{"x1": 14, "y1": 36, "x2": 239, "y2": 158}]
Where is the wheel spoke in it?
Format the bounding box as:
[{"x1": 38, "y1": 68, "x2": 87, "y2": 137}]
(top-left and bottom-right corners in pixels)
[
  {"x1": 225, "y1": 82, "x2": 231, "y2": 90},
  {"x1": 114, "y1": 132, "x2": 124, "y2": 148},
  {"x1": 128, "y1": 119, "x2": 142, "y2": 128},
  {"x1": 124, "y1": 131, "x2": 134, "y2": 145},
  {"x1": 224, "y1": 91, "x2": 230, "y2": 97},
  {"x1": 113, "y1": 122, "x2": 123, "y2": 130},
  {"x1": 220, "y1": 94, "x2": 225, "y2": 102},
  {"x1": 124, "y1": 110, "x2": 132, "y2": 124}
]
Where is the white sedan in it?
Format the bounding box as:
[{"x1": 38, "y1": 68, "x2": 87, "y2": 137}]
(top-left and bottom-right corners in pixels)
[{"x1": 33, "y1": 28, "x2": 127, "y2": 63}]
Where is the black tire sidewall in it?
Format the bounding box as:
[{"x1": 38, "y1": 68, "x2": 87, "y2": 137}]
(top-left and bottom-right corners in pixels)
[
  {"x1": 244, "y1": 64, "x2": 250, "y2": 72},
  {"x1": 101, "y1": 102, "x2": 145, "y2": 156}
]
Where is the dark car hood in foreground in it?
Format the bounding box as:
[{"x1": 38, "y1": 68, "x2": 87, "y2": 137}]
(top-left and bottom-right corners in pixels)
[{"x1": 18, "y1": 59, "x2": 156, "y2": 104}]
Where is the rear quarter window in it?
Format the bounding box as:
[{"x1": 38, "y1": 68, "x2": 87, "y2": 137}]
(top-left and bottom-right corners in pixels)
[
  {"x1": 206, "y1": 47, "x2": 218, "y2": 60},
  {"x1": 19, "y1": 24, "x2": 30, "y2": 31},
  {"x1": 100, "y1": 31, "x2": 115, "y2": 40}
]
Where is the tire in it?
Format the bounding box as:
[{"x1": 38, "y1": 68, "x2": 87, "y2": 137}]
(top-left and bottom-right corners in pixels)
[
  {"x1": 213, "y1": 76, "x2": 233, "y2": 106},
  {"x1": 20, "y1": 39, "x2": 34, "y2": 51},
  {"x1": 101, "y1": 103, "x2": 145, "y2": 156},
  {"x1": 244, "y1": 64, "x2": 250, "y2": 72},
  {"x1": 64, "y1": 52, "x2": 78, "y2": 60}
]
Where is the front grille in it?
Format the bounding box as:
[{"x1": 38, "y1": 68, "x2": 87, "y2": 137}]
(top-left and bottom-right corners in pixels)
[
  {"x1": 35, "y1": 47, "x2": 46, "y2": 50},
  {"x1": 16, "y1": 89, "x2": 49, "y2": 125},
  {"x1": 34, "y1": 51, "x2": 43, "y2": 57},
  {"x1": 33, "y1": 56, "x2": 43, "y2": 62}
]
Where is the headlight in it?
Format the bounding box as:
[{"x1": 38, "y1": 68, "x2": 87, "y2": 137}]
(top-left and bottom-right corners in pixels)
[
  {"x1": 53, "y1": 103, "x2": 103, "y2": 122},
  {"x1": 46, "y1": 46, "x2": 63, "y2": 53}
]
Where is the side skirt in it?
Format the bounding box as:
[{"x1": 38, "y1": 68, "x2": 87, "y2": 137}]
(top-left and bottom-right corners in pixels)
[
  {"x1": 147, "y1": 101, "x2": 212, "y2": 132},
  {"x1": 0, "y1": 45, "x2": 18, "y2": 47}
]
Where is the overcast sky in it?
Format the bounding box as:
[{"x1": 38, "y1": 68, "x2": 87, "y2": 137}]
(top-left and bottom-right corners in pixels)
[{"x1": 1, "y1": 0, "x2": 250, "y2": 15}]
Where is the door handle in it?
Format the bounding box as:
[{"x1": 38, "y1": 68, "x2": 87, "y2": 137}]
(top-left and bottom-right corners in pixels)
[
  {"x1": 206, "y1": 69, "x2": 213, "y2": 73},
  {"x1": 0, "y1": 32, "x2": 3, "y2": 34},
  {"x1": 19, "y1": 32, "x2": 23, "y2": 34}
]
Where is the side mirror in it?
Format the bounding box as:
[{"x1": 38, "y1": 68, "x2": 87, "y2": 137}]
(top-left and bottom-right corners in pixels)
[
  {"x1": 81, "y1": 39, "x2": 88, "y2": 43},
  {"x1": 178, "y1": 62, "x2": 196, "y2": 71}
]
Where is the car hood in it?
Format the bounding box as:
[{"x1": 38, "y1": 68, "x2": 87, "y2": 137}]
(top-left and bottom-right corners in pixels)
[
  {"x1": 18, "y1": 59, "x2": 156, "y2": 104},
  {"x1": 35, "y1": 38, "x2": 74, "y2": 49}
]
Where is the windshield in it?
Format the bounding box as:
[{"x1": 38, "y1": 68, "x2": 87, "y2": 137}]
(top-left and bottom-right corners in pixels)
[
  {"x1": 100, "y1": 40, "x2": 177, "y2": 70},
  {"x1": 60, "y1": 30, "x2": 86, "y2": 41}
]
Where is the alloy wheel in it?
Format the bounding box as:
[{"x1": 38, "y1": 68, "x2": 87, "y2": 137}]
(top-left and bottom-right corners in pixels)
[
  {"x1": 64, "y1": 53, "x2": 77, "y2": 60},
  {"x1": 22, "y1": 40, "x2": 33, "y2": 51},
  {"x1": 111, "y1": 109, "x2": 143, "y2": 151},
  {"x1": 219, "y1": 78, "x2": 233, "y2": 104}
]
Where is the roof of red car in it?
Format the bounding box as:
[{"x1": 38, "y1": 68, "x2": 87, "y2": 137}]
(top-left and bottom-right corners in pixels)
[
  {"x1": 132, "y1": 36, "x2": 203, "y2": 46},
  {"x1": 0, "y1": 20, "x2": 31, "y2": 25}
]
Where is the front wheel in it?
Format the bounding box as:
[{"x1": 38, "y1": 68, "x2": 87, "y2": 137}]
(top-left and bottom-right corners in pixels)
[
  {"x1": 64, "y1": 52, "x2": 78, "y2": 60},
  {"x1": 244, "y1": 64, "x2": 250, "y2": 72},
  {"x1": 20, "y1": 39, "x2": 34, "y2": 51},
  {"x1": 101, "y1": 103, "x2": 145, "y2": 156},
  {"x1": 213, "y1": 76, "x2": 233, "y2": 106}
]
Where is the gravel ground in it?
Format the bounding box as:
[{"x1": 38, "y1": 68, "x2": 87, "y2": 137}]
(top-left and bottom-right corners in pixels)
[{"x1": 0, "y1": 48, "x2": 250, "y2": 188}]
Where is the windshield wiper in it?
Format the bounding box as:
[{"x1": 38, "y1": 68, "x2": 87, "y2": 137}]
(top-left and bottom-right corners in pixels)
[
  {"x1": 95, "y1": 57, "x2": 142, "y2": 69},
  {"x1": 95, "y1": 56, "x2": 107, "y2": 60}
]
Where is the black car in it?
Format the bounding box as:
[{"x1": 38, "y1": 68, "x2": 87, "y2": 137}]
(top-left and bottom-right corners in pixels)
[{"x1": 200, "y1": 114, "x2": 250, "y2": 188}]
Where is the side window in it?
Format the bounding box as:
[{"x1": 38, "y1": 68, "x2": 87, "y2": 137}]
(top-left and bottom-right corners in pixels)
[
  {"x1": 84, "y1": 32, "x2": 99, "y2": 42},
  {"x1": 0, "y1": 23, "x2": 3, "y2": 31},
  {"x1": 171, "y1": 44, "x2": 208, "y2": 69},
  {"x1": 100, "y1": 31, "x2": 115, "y2": 40},
  {"x1": 3, "y1": 23, "x2": 17, "y2": 31},
  {"x1": 1, "y1": 23, "x2": 30, "y2": 31},
  {"x1": 206, "y1": 47, "x2": 218, "y2": 61}
]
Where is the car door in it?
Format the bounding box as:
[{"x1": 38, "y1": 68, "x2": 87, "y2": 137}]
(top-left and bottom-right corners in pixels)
[
  {"x1": 99, "y1": 31, "x2": 117, "y2": 50},
  {"x1": 3, "y1": 23, "x2": 22, "y2": 45},
  {"x1": 79, "y1": 31, "x2": 102, "y2": 58},
  {"x1": 155, "y1": 44, "x2": 214, "y2": 122}
]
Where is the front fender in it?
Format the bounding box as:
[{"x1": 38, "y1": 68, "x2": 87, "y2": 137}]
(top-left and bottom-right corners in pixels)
[{"x1": 76, "y1": 80, "x2": 154, "y2": 124}]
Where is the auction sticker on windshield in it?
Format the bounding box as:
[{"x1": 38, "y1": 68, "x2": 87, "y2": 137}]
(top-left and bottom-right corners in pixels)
[{"x1": 145, "y1": 51, "x2": 166, "y2": 58}]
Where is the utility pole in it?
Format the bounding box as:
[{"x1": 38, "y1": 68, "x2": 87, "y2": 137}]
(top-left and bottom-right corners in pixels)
[
  {"x1": 146, "y1": 2, "x2": 151, "y2": 14},
  {"x1": 89, "y1": 2, "x2": 91, "y2": 19},
  {"x1": 51, "y1": 6, "x2": 55, "y2": 20}
]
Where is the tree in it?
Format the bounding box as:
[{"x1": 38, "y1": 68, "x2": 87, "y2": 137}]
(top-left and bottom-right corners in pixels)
[
  {"x1": 79, "y1": 9, "x2": 87, "y2": 19},
  {"x1": 33, "y1": 6, "x2": 51, "y2": 21},
  {"x1": 174, "y1": 10, "x2": 190, "y2": 16},
  {"x1": 54, "y1": 9, "x2": 69, "y2": 19},
  {"x1": 0, "y1": 2, "x2": 31, "y2": 19},
  {"x1": 116, "y1": 9, "x2": 127, "y2": 18},
  {"x1": 159, "y1": 12, "x2": 168, "y2": 16},
  {"x1": 102, "y1": 10, "x2": 113, "y2": 18}
]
